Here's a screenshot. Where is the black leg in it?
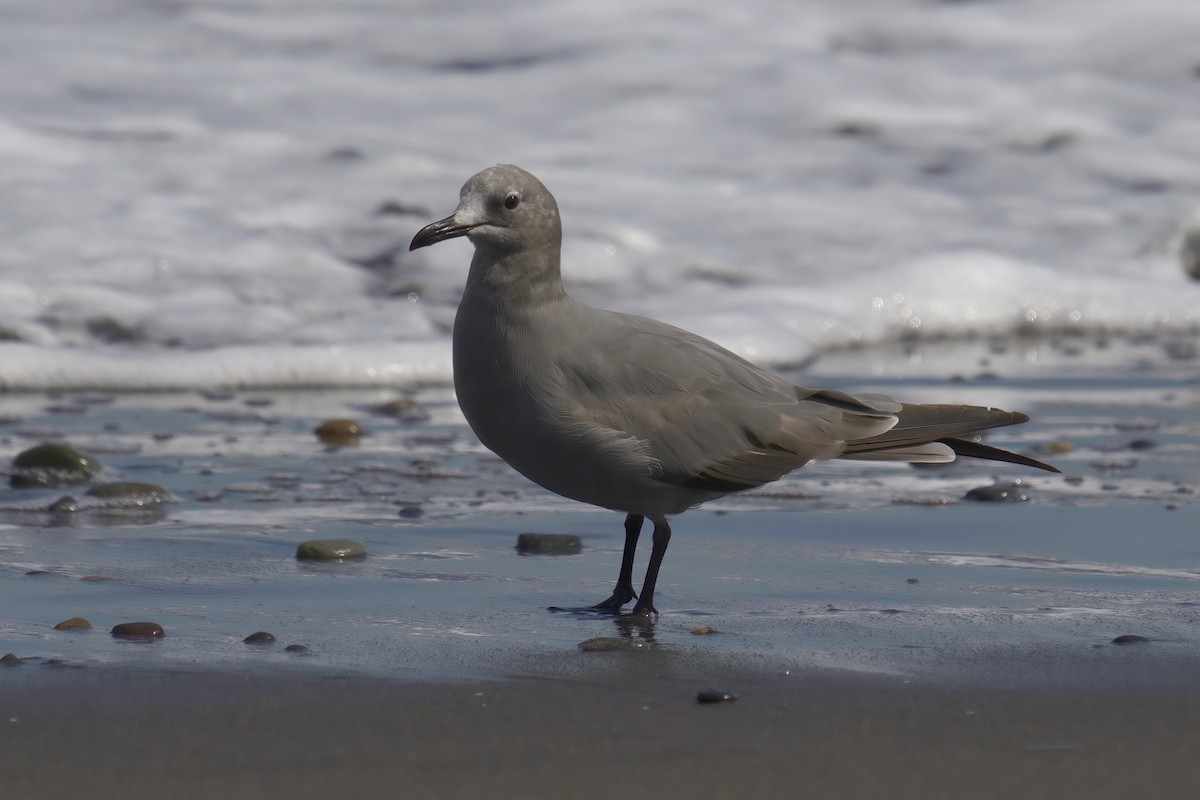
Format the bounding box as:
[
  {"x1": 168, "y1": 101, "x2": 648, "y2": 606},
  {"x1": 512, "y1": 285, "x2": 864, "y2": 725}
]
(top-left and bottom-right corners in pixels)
[
  {"x1": 590, "y1": 514, "x2": 643, "y2": 613},
  {"x1": 628, "y1": 518, "x2": 671, "y2": 618}
]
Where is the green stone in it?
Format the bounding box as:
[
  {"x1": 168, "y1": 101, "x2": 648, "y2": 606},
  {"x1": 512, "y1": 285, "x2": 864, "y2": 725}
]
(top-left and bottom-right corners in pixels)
[
  {"x1": 10, "y1": 443, "x2": 100, "y2": 488},
  {"x1": 296, "y1": 539, "x2": 367, "y2": 561}
]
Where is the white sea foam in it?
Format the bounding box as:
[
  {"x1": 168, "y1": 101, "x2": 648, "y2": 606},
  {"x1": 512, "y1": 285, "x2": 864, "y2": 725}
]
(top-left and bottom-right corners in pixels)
[{"x1": 1, "y1": 0, "x2": 1198, "y2": 390}]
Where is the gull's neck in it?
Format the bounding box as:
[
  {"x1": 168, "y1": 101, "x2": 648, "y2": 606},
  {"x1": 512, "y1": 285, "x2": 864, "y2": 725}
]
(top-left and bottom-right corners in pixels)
[{"x1": 464, "y1": 243, "x2": 568, "y2": 310}]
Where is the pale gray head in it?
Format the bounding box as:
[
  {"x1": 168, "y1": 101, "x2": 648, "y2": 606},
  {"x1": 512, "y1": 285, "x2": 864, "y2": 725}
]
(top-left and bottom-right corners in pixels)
[{"x1": 409, "y1": 165, "x2": 561, "y2": 257}]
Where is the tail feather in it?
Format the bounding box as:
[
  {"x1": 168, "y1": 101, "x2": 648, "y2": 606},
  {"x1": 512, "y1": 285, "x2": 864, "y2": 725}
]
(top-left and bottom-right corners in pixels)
[
  {"x1": 839, "y1": 403, "x2": 1059, "y2": 473},
  {"x1": 939, "y1": 437, "x2": 1061, "y2": 473},
  {"x1": 839, "y1": 442, "x2": 956, "y2": 464}
]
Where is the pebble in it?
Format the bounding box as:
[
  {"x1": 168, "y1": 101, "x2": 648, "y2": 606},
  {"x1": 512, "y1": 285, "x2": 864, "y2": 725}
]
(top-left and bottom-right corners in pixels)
[
  {"x1": 963, "y1": 481, "x2": 1029, "y2": 503},
  {"x1": 578, "y1": 637, "x2": 648, "y2": 652},
  {"x1": 1044, "y1": 440, "x2": 1076, "y2": 454},
  {"x1": 111, "y1": 622, "x2": 165, "y2": 639},
  {"x1": 1180, "y1": 221, "x2": 1200, "y2": 280},
  {"x1": 47, "y1": 495, "x2": 79, "y2": 512},
  {"x1": 79, "y1": 575, "x2": 114, "y2": 582},
  {"x1": 284, "y1": 644, "x2": 309, "y2": 653},
  {"x1": 1, "y1": 653, "x2": 23, "y2": 667},
  {"x1": 516, "y1": 532, "x2": 583, "y2": 555},
  {"x1": 1163, "y1": 340, "x2": 1198, "y2": 361},
  {"x1": 10, "y1": 443, "x2": 100, "y2": 488},
  {"x1": 296, "y1": 539, "x2": 367, "y2": 561},
  {"x1": 326, "y1": 145, "x2": 366, "y2": 161},
  {"x1": 1111, "y1": 634, "x2": 1150, "y2": 645},
  {"x1": 690, "y1": 626, "x2": 718, "y2": 635},
  {"x1": 54, "y1": 617, "x2": 93, "y2": 630},
  {"x1": 1114, "y1": 419, "x2": 1159, "y2": 432},
  {"x1": 398, "y1": 505, "x2": 424, "y2": 519},
  {"x1": 696, "y1": 690, "x2": 737, "y2": 704},
  {"x1": 314, "y1": 418, "x2": 363, "y2": 445},
  {"x1": 369, "y1": 397, "x2": 431, "y2": 423},
  {"x1": 243, "y1": 631, "x2": 276, "y2": 644},
  {"x1": 1090, "y1": 458, "x2": 1137, "y2": 474}
]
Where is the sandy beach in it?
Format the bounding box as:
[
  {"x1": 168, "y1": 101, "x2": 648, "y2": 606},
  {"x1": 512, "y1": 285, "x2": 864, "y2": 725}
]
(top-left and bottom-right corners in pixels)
[{"x1": 6, "y1": 648, "x2": 1200, "y2": 800}]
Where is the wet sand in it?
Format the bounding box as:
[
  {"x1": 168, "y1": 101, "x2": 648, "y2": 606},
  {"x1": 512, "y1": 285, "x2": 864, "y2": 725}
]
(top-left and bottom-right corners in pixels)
[{"x1": 5, "y1": 650, "x2": 1200, "y2": 800}]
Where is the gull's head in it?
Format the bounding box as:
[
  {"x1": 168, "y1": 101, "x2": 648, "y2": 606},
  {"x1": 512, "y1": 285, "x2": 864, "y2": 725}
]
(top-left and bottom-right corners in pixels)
[{"x1": 409, "y1": 164, "x2": 561, "y2": 255}]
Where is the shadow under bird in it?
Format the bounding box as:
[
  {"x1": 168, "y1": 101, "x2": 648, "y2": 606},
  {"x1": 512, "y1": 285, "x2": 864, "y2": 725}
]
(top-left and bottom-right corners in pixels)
[{"x1": 410, "y1": 164, "x2": 1059, "y2": 618}]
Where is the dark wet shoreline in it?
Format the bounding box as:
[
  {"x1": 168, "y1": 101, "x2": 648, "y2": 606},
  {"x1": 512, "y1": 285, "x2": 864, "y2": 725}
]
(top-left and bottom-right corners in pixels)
[{"x1": 5, "y1": 648, "x2": 1200, "y2": 800}]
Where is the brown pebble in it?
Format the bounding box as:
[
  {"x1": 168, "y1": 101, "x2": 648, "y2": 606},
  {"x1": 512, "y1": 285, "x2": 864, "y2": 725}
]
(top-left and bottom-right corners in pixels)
[
  {"x1": 1, "y1": 653, "x2": 22, "y2": 667},
  {"x1": 690, "y1": 626, "x2": 718, "y2": 635},
  {"x1": 369, "y1": 398, "x2": 430, "y2": 422},
  {"x1": 111, "y1": 621, "x2": 165, "y2": 639},
  {"x1": 79, "y1": 575, "x2": 114, "y2": 582},
  {"x1": 1045, "y1": 440, "x2": 1076, "y2": 454},
  {"x1": 54, "y1": 617, "x2": 93, "y2": 630},
  {"x1": 314, "y1": 418, "x2": 363, "y2": 445},
  {"x1": 696, "y1": 690, "x2": 737, "y2": 704},
  {"x1": 243, "y1": 631, "x2": 276, "y2": 644}
]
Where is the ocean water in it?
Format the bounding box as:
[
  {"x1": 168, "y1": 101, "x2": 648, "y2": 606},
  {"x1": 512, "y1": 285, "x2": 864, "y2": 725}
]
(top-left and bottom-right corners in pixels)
[{"x1": 2, "y1": 0, "x2": 1199, "y2": 390}]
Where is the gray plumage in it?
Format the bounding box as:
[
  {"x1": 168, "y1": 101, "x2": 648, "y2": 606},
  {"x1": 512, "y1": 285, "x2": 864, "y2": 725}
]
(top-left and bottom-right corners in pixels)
[{"x1": 410, "y1": 164, "x2": 1058, "y2": 617}]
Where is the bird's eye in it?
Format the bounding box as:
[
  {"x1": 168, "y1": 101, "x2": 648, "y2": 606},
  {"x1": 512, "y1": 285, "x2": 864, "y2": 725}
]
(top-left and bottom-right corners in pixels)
[{"x1": 504, "y1": 192, "x2": 520, "y2": 210}]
